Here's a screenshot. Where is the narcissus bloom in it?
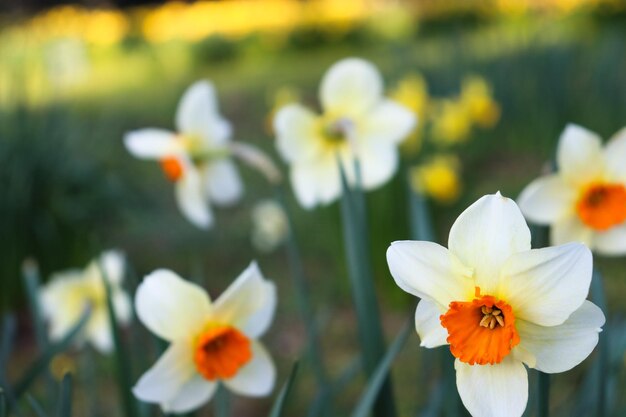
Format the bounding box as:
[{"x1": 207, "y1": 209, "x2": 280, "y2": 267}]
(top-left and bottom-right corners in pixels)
[
  {"x1": 133, "y1": 262, "x2": 276, "y2": 413},
  {"x1": 387, "y1": 193, "x2": 604, "y2": 417},
  {"x1": 41, "y1": 250, "x2": 132, "y2": 354},
  {"x1": 519, "y1": 124, "x2": 626, "y2": 255},
  {"x1": 273, "y1": 57, "x2": 416, "y2": 209},
  {"x1": 125, "y1": 80, "x2": 243, "y2": 229}
]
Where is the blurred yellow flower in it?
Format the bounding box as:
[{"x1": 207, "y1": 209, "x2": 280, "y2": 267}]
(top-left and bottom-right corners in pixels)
[
  {"x1": 460, "y1": 76, "x2": 501, "y2": 128},
  {"x1": 390, "y1": 73, "x2": 429, "y2": 156},
  {"x1": 431, "y1": 99, "x2": 472, "y2": 145},
  {"x1": 50, "y1": 354, "x2": 77, "y2": 380},
  {"x1": 251, "y1": 199, "x2": 290, "y2": 252},
  {"x1": 410, "y1": 155, "x2": 462, "y2": 204}
]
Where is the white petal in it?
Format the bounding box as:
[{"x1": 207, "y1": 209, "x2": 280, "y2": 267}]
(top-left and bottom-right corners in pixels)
[
  {"x1": 113, "y1": 289, "x2": 133, "y2": 325},
  {"x1": 358, "y1": 99, "x2": 417, "y2": 145},
  {"x1": 175, "y1": 164, "x2": 213, "y2": 229},
  {"x1": 133, "y1": 341, "x2": 196, "y2": 404},
  {"x1": 124, "y1": 129, "x2": 179, "y2": 159},
  {"x1": 557, "y1": 124, "x2": 605, "y2": 185},
  {"x1": 161, "y1": 376, "x2": 217, "y2": 414},
  {"x1": 517, "y1": 175, "x2": 576, "y2": 224},
  {"x1": 274, "y1": 104, "x2": 324, "y2": 163},
  {"x1": 211, "y1": 262, "x2": 276, "y2": 339},
  {"x1": 455, "y1": 356, "x2": 528, "y2": 417},
  {"x1": 593, "y1": 224, "x2": 626, "y2": 256},
  {"x1": 135, "y1": 270, "x2": 211, "y2": 341},
  {"x1": 40, "y1": 271, "x2": 87, "y2": 342},
  {"x1": 223, "y1": 342, "x2": 275, "y2": 397},
  {"x1": 516, "y1": 300, "x2": 604, "y2": 373},
  {"x1": 500, "y1": 243, "x2": 592, "y2": 326},
  {"x1": 357, "y1": 143, "x2": 399, "y2": 191},
  {"x1": 176, "y1": 80, "x2": 231, "y2": 145},
  {"x1": 289, "y1": 152, "x2": 341, "y2": 209},
  {"x1": 604, "y1": 127, "x2": 626, "y2": 182},
  {"x1": 551, "y1": 214, "x2": 593, "y2": 247},
  {"x1": 448, "y1": 193, "x2": 531, "y2": 295},
  {"x1": 386, "y1": 241, "x2": 474, "y2": 309},
  {"x1": 414, "y1": 299, "x2": 448, "y2": 348},
  {"x1": 86, "y1": 310, "x2": 113, "y2": 354},
  {"x1": 100, "y1": 250, "x2": 125, "y2": 285},
  {"x1": 320, "y1": 58, "x2": 383, "y2": 116},
  {"x1": 205, "y1": 159, "x2": 243, "y2": 207}
]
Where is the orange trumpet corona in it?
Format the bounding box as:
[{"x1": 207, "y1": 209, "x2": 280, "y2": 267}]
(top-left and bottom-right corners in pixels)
[
  {"x1": 194, "y1": 325, "x2": 252, "y2": 380},
  {"x1": 440, "y1": 288, "x2": 520, "y2": 365},
  {"x1": 160, "y1": 157, "x2": 184, "y2": 182},
  {"x1": 576, "y1": 183, "x2": 626, "y2": 231}
]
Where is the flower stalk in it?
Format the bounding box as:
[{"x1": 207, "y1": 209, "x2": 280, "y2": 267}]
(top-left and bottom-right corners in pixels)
[{"x1": 339, "y1": 160, "x2": 396, "y2": 417}]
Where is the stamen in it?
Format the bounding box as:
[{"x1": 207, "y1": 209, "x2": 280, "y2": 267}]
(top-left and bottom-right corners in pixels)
[{"x1": 479, "y1": 305, "x2": 504, "y2": 329}]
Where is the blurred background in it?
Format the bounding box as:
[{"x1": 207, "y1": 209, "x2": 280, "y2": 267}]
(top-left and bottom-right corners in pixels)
[{"x1": 2, "y1": 0, "x2": 626, "y2": 415}]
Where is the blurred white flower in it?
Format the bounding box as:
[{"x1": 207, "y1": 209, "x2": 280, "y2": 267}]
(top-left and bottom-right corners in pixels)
[
  {"x1": 518, "y1": 124, "x2": 626, "y2": 255},
  {"x1": 273, "y1": 57, "x2": 417, "y2": 209},
  {"x1": 387, "y1": 193, "x2": 604, "y2": 417},
  {"x1": 124, "y1": 80, "x2": 243, "y2": 229},
  {"x1": 251, "y1": 199, "x2": 289, "y2": 253},
  {"x1": 40, "y1": 250, "x2": 132, "y2": 354},
  {"x1": 133, "y1": 262, "x2": 276, "y2": 414}
]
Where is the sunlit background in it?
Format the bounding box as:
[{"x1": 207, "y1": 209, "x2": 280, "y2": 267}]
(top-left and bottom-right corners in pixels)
[{"x1": 2, "y1": 0, "x2": 626, "y2": 415}]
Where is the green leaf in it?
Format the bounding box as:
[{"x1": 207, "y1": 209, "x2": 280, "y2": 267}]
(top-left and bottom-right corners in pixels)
[
  {"x1": 590, "y1": 268, "x2": 608, "y2": 417},
  {"x1": 407, "y1": 180, "x2": 435, "y2": 242},
  {"x1": 26, "y1": 395, "x2": 49, "y2": 417},
  {"x1": 338, "y1": 160, "x2": 396, "y2": 417},
  {"x1": 350, "y1": 320, "x2": 411, "y2": 417},
  {"x1": 537, "y1": 372, "x2": 550, "y2": 417},
  {"x1": 99, "y1": 261, "x2": 138, "y2": 417},
  {"x1": 13, "y1": 307, "x2": 90, "y2": 400},
  {"x1": 22, "y1": 260, "x2": 56, "y2": 403},
  {"x1": 0, "y1": 388, "x2": 6, "y2": 417},
  {"x1": 268, "y1": 362, "x2": 300, "y2": 417},
  {"x1": 275, "y1": 186, "x2": 329, "y2": 388},
  {"x1": 22, "y1": 260, "x2": 48, "y2": 350},
  {"x1": 57, "y1": 373, "x2": 72, "y2": 417}
]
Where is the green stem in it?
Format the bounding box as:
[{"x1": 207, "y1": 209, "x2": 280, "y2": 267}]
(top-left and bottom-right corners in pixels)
[
  {"x1": 538, "y1": 372, "x2": 550, "y2": 417},
  {"x1": 591, "y1": 269, "x2": 608, "y2": 417},
  {"x1": 213, "y1": 384, "x2": 230, "y2": 417},
  {"x1": 99, "y1": 261, "x2": 138, "y2": 417},
  {"x1": 338, "y1": 161, "x2": 396, "y2": 417},
  {"x1": 275, "y1": 187, "x2": 331, "y2": 416}
]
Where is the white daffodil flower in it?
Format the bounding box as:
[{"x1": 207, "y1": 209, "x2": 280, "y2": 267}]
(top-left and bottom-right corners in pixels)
[
  {"x1": 273, "y1": 57, "x2": 417, "y2": 209},
  {"x1": 386, "y1": 193, "x2": 604, "y2": 417},
  {"x1": 133, "y1": 262, "x2": 277, "y2": 414},
  {"x1": 40, "y1": 250, "x2": 132, "y2": 354},
  {"x1": 251, "y1": 199, "x2": 289, "y2": 253},
  {"x1": 124, "y1": 80, "x2": 243, "y2": 229},
  {"x1": 518, "y1": 124, "x2": 626, "y2": 255}
]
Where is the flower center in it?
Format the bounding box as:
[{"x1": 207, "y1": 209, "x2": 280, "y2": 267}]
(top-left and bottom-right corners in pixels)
[
  {"x1": 193, "y1": 325, "x2": 252, "y2": 380},
  {"x1": 440, "y1": 289, "x2": 520, "y2": 365},
  {"x1": 576, "y1": 183, "x2": 626, "y2": 231},
  {"x1": 321, "y1": 117, "x2": 354, "y2": 145},
  {"x1": 160, "y1": 157, "x2": 184, "y2": 182}
]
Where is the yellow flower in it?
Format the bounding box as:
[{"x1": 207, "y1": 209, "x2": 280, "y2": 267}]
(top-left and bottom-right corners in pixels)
[
  {"x1": 460, "y1": 76, "x2": 501, "y2": 129},
  {"x1": 387, "y1": 193, "x2": 604, "y2": 417},
  {"x1": 390, "y1": 73, "x2": 429, "y2": 156},
  {"x1": 431, "y1": 99, "x2": 472, "y2": 145},
  {"x1": 518, "y1": 124, "x2": 626, "y2": 255},
  {"x1": 410, "y1": 155, "x2": 461, "y2": 204}
]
